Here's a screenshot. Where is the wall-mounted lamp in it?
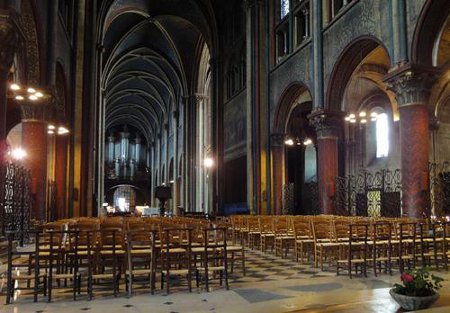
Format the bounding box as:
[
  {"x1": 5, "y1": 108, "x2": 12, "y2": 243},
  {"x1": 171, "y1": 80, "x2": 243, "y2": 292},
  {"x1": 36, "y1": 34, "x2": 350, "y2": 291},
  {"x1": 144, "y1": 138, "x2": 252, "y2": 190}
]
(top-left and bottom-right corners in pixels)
[
  {"x1": 344, "y1": 111, "x2": 378, "y2": 124},
  {"x1": 284, "y1": 137, "x2": 313, "y2": 146},
  {"x1": 204, "y1": 157, "x2": 214, "y2": 168},
  {"x1": 10, "y1": 83, "x2": 46, "y2": 102},
  {"x1": 10, "y1": 147, "x2": 27, "y2": 160}
]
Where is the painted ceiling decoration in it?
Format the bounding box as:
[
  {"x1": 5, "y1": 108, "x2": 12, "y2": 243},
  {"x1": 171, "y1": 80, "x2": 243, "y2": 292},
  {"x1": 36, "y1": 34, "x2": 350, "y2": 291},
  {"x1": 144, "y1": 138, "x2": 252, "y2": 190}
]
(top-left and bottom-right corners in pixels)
[{"x1": 100, "y1": 0, "x2": 217, "y2": 143}]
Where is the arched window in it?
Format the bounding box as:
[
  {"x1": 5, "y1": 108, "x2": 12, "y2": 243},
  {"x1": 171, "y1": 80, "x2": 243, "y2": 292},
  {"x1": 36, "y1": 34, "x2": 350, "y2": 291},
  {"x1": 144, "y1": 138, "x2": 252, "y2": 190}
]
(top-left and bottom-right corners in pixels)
[
  {"x1": 376, "y1": 112, "x2": 389, "y2": 158},
  {"x1": 280, "y1": 0, "x2": 290, "y2": 20}
]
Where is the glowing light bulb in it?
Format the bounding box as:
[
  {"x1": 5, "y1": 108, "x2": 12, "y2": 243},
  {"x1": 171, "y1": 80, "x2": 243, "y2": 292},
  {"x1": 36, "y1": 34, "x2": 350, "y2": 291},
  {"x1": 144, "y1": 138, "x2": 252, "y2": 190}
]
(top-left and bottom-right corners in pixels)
[{"x1": 10, "y1": 83, "x2": 20, "y2": 91}]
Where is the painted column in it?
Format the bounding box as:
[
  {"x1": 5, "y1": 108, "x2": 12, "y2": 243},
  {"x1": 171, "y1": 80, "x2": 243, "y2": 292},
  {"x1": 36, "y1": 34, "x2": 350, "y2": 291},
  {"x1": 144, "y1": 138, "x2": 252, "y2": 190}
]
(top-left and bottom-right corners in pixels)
[
  {"x1": 20, "y1": 99, "x2": 53, "y2": 221},
  {"x1": 271, "y1": 133, "x2": 285, "y2": 215},
  {"x1": 309, "y1": 110, "x2": 341, "y2": 215},
  {"x1": 0, "y1": 16, "x2": 17, "y2": 166},
  {"x1": 244, "y1": 0, "x2": 260, "y2": 214},
  {"x1": 54, "y1": 134, "x2": 68, "y2": 220},
  {"x1": 385, "y1": 66, "x2": 437, "y2": 217},
  {"x1": 312, "y1": 0, "x2": 324, "y2": 109}
]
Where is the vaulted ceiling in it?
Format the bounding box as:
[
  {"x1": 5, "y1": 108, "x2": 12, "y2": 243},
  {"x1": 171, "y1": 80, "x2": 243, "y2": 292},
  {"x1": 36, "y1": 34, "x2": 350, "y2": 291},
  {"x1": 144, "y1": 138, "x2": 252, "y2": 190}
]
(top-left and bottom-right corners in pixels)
[{"x1": 100, "y1": 0, "x2": 218, "y2": 143}]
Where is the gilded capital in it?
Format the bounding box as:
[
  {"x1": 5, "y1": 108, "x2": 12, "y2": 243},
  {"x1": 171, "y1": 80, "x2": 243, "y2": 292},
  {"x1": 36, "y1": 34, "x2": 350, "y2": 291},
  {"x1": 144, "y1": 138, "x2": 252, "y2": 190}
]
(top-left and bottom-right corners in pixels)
[
  {"x1": 384, "y1": 65, "x2": 439, "y2": 107},
  {"x1": 308, "y1": 109, "x2": 342, "y2": 139}
]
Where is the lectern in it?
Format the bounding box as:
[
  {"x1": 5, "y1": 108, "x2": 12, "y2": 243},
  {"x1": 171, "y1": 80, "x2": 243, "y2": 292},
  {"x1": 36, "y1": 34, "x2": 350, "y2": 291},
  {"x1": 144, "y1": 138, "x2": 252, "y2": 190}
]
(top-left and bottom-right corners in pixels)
[{"x1": 154, "y1": 186, "x2": 172, "y2": 216}]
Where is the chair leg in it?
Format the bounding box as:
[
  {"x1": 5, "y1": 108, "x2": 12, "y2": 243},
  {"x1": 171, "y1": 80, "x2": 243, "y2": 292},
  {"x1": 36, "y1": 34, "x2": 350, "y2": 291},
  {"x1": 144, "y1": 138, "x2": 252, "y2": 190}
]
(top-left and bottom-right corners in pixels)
[{"x1": 128, "y1": 273, "x2": 132, "y2": 298}]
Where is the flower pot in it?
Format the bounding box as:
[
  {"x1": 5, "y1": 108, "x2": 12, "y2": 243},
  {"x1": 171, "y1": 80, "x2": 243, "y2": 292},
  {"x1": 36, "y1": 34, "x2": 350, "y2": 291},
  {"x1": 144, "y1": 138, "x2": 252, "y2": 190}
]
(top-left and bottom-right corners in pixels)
[{"x1": 389, "y1": 289, "x2": 439, "y2": 311}]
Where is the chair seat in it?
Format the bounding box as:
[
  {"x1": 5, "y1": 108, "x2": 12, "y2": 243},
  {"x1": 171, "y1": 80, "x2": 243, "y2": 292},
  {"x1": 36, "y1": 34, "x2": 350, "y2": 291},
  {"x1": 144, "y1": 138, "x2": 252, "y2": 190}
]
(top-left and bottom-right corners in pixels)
[
  {"x1": 51, "y1": 272, "x2": 81, "y2": 279},
  {"x1": 197, "y1": 266, "x2": 225, "y2": 272},
  {"x1": 161, "y1": 247, "x2": 186, "y2": 253},
  {"x1": 100, "y1": 249, "x2": 126, "y2": 255},
  {"x1": 162, "y1": 269, "x2": 190, "y2": 275},
  {"x1": 91, "y1": 273, "x2": 119, "y2": 279},
  {"x1": 191, "y1": 247, "x2": 214, "y2": 253},
  {"x1": 337, "y1": 258, "x2": 367, "y2": 264},
  {"x1": 227, "y1": 245, "x2": 243, "y2": 251},
  {"x1": 316, "y1": 242, "x2": 341, "y2": 247},
  {"x1": 276, "y1": 236, "x2": 295, "y2": 240},
  {"x1": 296, "y1": 239, "x2": 314, "y2": 243},
  {"x1": 129, "y1": 249, "x2": 153, "y2": 255},
  {"x1": 126, "y1": 269, "x2": 152, "y2": 275},
  {"x1": 12, "y1": 272, "x2": 46, "y2": 280}
]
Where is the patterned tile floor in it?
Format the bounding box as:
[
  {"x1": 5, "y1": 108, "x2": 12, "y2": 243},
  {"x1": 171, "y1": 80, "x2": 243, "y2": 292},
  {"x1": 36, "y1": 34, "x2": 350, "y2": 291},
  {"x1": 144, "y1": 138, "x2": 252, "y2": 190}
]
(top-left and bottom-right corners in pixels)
[{"x1": 0, "y1": 247, "x2": 450, "y2": 313}]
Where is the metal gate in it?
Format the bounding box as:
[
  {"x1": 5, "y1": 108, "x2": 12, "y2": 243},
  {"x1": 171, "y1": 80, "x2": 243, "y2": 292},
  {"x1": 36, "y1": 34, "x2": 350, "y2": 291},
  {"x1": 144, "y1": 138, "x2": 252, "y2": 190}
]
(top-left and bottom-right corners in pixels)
[
  {"x1": 0, "y1": 162, "x2": 32, "y2": 244},
  {"x1": 334, "y1": 169, "x2": 402, "y2": 217},
  {"x1": 429, "y1": 161, "x2": 450, "y2": 216}
]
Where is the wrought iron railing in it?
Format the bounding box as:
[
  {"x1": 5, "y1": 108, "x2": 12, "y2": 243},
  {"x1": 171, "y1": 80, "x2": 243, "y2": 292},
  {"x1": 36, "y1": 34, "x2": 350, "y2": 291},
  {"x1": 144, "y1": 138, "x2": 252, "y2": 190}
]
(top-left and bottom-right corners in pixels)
[
  {"x1": 334, "y1": 169, "x2": 402, "y2": 217},
  {"x1": 429, "y1": 161, "x2": 450, "y2": 216},
  {"x1": 0, "y1": 161, "x2": 32, "y2": 245}
]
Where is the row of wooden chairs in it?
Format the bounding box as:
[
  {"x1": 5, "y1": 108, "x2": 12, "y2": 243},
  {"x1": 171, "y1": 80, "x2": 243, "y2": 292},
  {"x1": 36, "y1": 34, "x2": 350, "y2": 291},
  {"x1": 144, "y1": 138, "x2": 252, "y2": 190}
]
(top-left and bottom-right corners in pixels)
[
  {"x1": 6, "y1": 218, "x2": 239, "y2": 303},
  {"x1": 230, "y1": 215, "x2": 450, "y2": 278}
]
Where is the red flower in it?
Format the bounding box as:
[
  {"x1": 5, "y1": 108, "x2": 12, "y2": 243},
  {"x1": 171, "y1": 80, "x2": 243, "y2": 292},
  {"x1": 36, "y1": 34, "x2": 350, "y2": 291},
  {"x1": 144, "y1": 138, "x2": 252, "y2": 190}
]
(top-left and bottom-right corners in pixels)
[{"x1": 401, "y1": 273, "x2": 414, "y2": 283}]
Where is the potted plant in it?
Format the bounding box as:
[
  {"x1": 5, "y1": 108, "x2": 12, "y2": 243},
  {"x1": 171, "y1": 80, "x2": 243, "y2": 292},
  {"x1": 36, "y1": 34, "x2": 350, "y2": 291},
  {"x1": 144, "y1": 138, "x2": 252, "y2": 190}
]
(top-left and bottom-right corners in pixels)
[{"x1": 390, "y1": 267, "x2": 444, "y2": 311}]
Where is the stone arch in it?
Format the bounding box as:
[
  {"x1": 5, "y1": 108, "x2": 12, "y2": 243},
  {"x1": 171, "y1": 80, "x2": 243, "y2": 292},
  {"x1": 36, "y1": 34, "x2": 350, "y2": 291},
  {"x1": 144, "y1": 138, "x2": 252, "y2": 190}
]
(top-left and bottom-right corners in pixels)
[
  {"x1": 411, "y1": 0, "x2": 450, "y2": 67},
  {"x1": 272, "y1": 82, "x2": 311, "y2": 134},
  {"x1": 326, "y1": 36, "x2": 391, "y2": 112}
]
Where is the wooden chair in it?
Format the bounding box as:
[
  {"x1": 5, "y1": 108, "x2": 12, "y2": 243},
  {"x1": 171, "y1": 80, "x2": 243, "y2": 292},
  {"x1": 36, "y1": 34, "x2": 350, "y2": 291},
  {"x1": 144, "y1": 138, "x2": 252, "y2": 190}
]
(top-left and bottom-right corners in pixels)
[
  {"x1": 125, "y1": 229, "x2": 157, "y2": 297},
  {"x1": 160, "y1": 228, "x2": 193, "y2": 294},
  {"x1": 6, "y1": 231, "x2": 47, "y2": 304},
  {"x1": 396, "y1": 222, "x2": 417, "y2": 273},
  {"x1": 417, "y1": 222, "x2": 446, "y2": 269},
  {"x1": 312, "y1": 219, "x2": 339, "y2": 270},
  {"x1": 293, "y1": 218, "x2": 314, "y2": 264},
  {"x1": 259, "y1": 216, "x2": 275, "y2": 253},
  {"x1": 45, "y1": 230, "x2": 81, "y2": 302},
  {"x1": 87, "y1": 229, "x2": 124, "y2": 299},
  {"x1": 371, "y1": 222, "x2": 393, "y2": 277},
  {"x1": 337, "y1": 223, "x2": 369, "y2": 278},
  {"x1": 195, "y1": 227, "x2": 229, "y2": 291},
  {"x1": 274, "y1": 217, "x2": 295, "y2": 258}
]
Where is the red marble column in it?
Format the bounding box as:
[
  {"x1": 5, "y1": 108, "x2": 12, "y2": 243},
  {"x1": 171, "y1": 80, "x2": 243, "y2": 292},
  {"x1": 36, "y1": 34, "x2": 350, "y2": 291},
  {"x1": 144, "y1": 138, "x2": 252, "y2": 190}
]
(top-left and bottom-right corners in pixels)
[
  {"x1": 385, "y1": 66, "x2": 437, "y2": 218},
  {"x1": 271, "y1": 133, "x2": 285, "y2": 215},
  {"x1": 316, "y1": 137, "x2": 338, "y2": 214},
  {"x1": 22, "y1": 120, "x2": 48, "y2": 221},
  {"x1": 55, "y1": 135, "x2": 68, "y2": 220},
  {"x1": 309, "y1": 110, "x2": 341, "y2": 215},
  {"x1": 398, "y1": 105, "x2": 429, "y2": 217}
]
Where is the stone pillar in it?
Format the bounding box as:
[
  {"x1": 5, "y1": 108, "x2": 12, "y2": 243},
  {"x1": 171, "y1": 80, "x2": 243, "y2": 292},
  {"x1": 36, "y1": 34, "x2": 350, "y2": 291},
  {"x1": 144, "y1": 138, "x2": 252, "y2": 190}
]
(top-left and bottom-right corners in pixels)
[
  {"x1": 271, "y1": 133, "x2": 285, "y2": 215},
  {"x1": 54, "y1": 134, "x2": 68, "y2": 220},
  {"x1": 0, "y1": 15, "x2": 18, "y2": 165},
  {"x1": 385, "y1": 66, "x2": 438, "y2": 217},
  {"x1": 172, "y1": 109, "x2": 179, "y2": 214},
  {"x1": 309, "y1": 110, "x2": 341, "y2": 215},
  {"x1": 21, "y1": 98, "x2": 54, "y2": 221}
]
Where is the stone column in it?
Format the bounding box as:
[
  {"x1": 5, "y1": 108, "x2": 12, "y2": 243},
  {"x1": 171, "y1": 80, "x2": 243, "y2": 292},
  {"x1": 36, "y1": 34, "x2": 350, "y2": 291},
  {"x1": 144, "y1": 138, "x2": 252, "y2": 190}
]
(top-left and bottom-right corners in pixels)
[
  {"x1": 309, "y1": 110, "x2": 341, "y2": 215},
  {"x1": 172, "y1": 109, "x2": 179, "y2": 214},
  {"x1": 54, "y1": 134, "x2": 68, "y2": 220},
  {"x1": 385, "y1": 66, "x2": 438, "y2": 217},
  {"x1": 271, "y1": 133, "x2": 285, "y2": 215},
  {"x1": 20, "y1": 100, "x2": 53, "y2": 221},
  {"x1": 0, "y1": 15, "x2": 18, "y2": 165}
]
